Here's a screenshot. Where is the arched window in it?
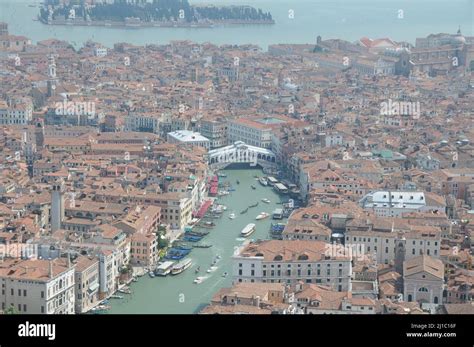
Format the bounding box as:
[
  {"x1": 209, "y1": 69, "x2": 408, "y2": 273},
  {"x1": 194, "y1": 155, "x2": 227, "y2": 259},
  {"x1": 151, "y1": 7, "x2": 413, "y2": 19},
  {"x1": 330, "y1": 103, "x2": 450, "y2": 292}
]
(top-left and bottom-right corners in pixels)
[
  {"x1": 418, "y1": 287, "x2": 429, "y2": 292},
  {"x1": 273, "y1": 255, "x2": 283, "y2": 261},
  {"x1": 434, "y1": 296, "x2": 439, "y2": 304},
  {"x1": 408, "y1": 294, "x2": 412, "y2": 302},
  {"x1": 298, "y1": 254, "x2": 309, "y2": 261}
]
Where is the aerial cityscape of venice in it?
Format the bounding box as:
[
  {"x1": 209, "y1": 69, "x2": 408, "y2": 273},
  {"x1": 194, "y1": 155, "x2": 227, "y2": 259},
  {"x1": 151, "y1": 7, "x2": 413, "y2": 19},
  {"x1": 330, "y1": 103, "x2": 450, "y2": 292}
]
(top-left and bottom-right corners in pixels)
[{"x1": 0, "y1": 0, "x2": 473, "y2": 326}]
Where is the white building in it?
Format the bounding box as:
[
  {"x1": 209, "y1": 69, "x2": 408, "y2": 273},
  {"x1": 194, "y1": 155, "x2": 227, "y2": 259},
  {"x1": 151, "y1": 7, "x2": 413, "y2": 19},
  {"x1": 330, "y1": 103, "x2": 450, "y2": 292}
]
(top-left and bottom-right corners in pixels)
[
  {"x1": 94, "y1": 47, "x2": 108, "y2": 57},
  {"x1": 167, "y1": 130, "x2": 210, "y2": 150},
  {"x1": 359, "y1": 191, "x2": 445, "y2": 217},
  {"x1": 0, "y1": 258, "x2": 75, "y2": 314},
  {"x1": 200, "y1": 119, "x2": 227, "y2": 149},
  {"x1": 232, "y1": 240, "x2": 352, "y2": 292},
  {"x1": 125, "y1": 113, "x2": 160, "y2": 134},
  {"x1": 0, "y1": 102, "x2": 33, "y2": 125},
  {"x1": 98, "y1": 250, "x2": 117, "y2": 299},
  {"x1": 344, "y1": 229, "x2": 441, "y2": 265},
  {"x1": 227, "y1": 118, "x2": 274, "y2": 149}
]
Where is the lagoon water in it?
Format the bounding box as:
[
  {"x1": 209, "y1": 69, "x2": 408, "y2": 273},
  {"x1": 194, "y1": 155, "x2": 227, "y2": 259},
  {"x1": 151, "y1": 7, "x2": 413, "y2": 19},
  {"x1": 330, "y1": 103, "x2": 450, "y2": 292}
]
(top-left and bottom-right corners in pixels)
[{"x1": 0, "y1": 0, "x2": 472, "y2": 50}]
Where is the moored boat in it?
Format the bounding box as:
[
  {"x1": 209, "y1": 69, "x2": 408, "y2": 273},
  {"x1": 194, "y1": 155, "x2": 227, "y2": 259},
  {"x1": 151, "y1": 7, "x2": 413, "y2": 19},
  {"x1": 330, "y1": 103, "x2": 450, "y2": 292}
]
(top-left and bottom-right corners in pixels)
[
  {"x1": 155, "y1": 261, "x2": 175, "y2": 276},
  {"x1": 171, "y1": 258, "x2": 192, "y2": 275},
  {"x1": 193, "y1": 243, "x2": 212, "y2": 248},
  {"x1": 259, "y1": 177, "x2": 268, "y2": 186},
  {"x1": 241, "y1": 223, "x2": 256, "y2": 237}
]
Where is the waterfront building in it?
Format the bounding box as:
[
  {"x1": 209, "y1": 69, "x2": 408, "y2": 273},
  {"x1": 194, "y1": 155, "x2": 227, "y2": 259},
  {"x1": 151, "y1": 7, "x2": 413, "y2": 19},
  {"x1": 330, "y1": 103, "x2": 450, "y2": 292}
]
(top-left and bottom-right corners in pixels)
[
  {"x1": 232, "y1": 240, "x2": 352, "y2": 291},
  {"x1": 0, "y1": 258, "x2": 75, "y2": 314},
  {"x1": 73, "y1": 255, "x2": 100, "y2": 314},
  {"x1": 130, "y1": 232, "x2": 158, "y2": 266}
]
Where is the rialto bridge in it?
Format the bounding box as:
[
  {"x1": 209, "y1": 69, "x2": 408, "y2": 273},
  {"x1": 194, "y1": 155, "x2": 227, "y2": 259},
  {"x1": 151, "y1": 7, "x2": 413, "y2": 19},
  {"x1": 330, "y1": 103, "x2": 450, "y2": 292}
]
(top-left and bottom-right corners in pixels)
[{"x1": 208, "y1": 141, "x2": 277, "y2": 169}]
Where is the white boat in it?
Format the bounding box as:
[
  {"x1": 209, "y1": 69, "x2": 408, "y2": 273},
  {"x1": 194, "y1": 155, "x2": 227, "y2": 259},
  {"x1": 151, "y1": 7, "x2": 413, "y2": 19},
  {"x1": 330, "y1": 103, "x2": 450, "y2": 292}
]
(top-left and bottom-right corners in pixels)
[
  {"x1": 193, "y1": 276, "x2": 204, "y2": 284},
  {"x1": 171, "y1": 259, "x2": 192, "y2": 275},
  {"x1": 155, "y1": 261, "x2": 175, "y2": 276},
  {"x1": 256, "y1": 212, "x2": 270, "y2": 220},
  {"x1": 241, "y1": 223, "x2": 256, "y2": 237},
  {"x1": 228, "y1": 212, "x2": 236, "y2": 219},
  {"x1": 262, "y1": 198, "x2": 270, "y2": 204},
  {"x1": 118, "y1": 287, "x2": 132, "y2": 295},
  {"x1": 259, "y1": 177, "x2": 268, "y2": 186},
  {"x1": 148, "y1": 271, "x2": 155, "y2": 278},
  {"x1": 206, "y1": 266, "x2": 218, "y2": 273}
]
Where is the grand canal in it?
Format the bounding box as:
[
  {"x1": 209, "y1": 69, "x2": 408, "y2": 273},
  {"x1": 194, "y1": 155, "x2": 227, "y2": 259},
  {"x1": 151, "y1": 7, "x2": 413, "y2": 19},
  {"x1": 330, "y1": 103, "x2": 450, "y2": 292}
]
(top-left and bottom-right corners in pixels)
[{"x1": 107, "y1": 168, "x2": 287, "y2": 314}]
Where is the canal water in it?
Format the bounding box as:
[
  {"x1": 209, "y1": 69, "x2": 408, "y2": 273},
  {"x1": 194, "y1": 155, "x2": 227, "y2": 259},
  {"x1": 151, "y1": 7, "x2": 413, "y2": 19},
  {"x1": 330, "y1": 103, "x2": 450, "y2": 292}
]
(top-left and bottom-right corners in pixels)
[{"x1": 107, "y1": 168, "x2": 287, "y2": 314}]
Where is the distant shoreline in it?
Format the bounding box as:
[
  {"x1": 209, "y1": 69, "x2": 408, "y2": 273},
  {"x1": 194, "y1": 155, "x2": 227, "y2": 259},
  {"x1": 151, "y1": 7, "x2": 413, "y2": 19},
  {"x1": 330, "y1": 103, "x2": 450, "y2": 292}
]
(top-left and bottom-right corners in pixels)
[{"x1": 38, "y1": 17, "x2": 275, "y2": 29}]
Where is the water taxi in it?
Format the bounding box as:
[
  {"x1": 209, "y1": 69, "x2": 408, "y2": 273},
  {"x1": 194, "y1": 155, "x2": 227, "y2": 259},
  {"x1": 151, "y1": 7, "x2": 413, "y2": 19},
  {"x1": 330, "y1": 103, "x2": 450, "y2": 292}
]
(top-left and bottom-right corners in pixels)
[
  {"x1": 241, "y1": 223, "x2": 256, "y2": 237},
  {"x1": 206, "y1": 266, "x2": 218, "y2": 273},
  {"x1": 171, "y1": 259, "x2": 193, "y2": 275},
  {"x1": 256, "y1": 212, "x2": 270, "y2": 220},
  {"x1": 228, "y1": 212, "x2": 236, "y2": 219},
  {"x1": 149, "y1": 271, "x2": 155, "y2": 278},
  {"x1": 155, "y1": 261, "x2": 175, "y2": 276},
  {"x1": 266, "y1": 176, "x2": 279, "y2": 186},
  {"x1": 262, "y1": 198, "x2": 270, "y2": 203},
  {"x1": 193, "y1": 276, "x2": 204, "y2": 284},
  {"x1": 259, "y1": 177, "x2": 268, "y2": 186}
]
